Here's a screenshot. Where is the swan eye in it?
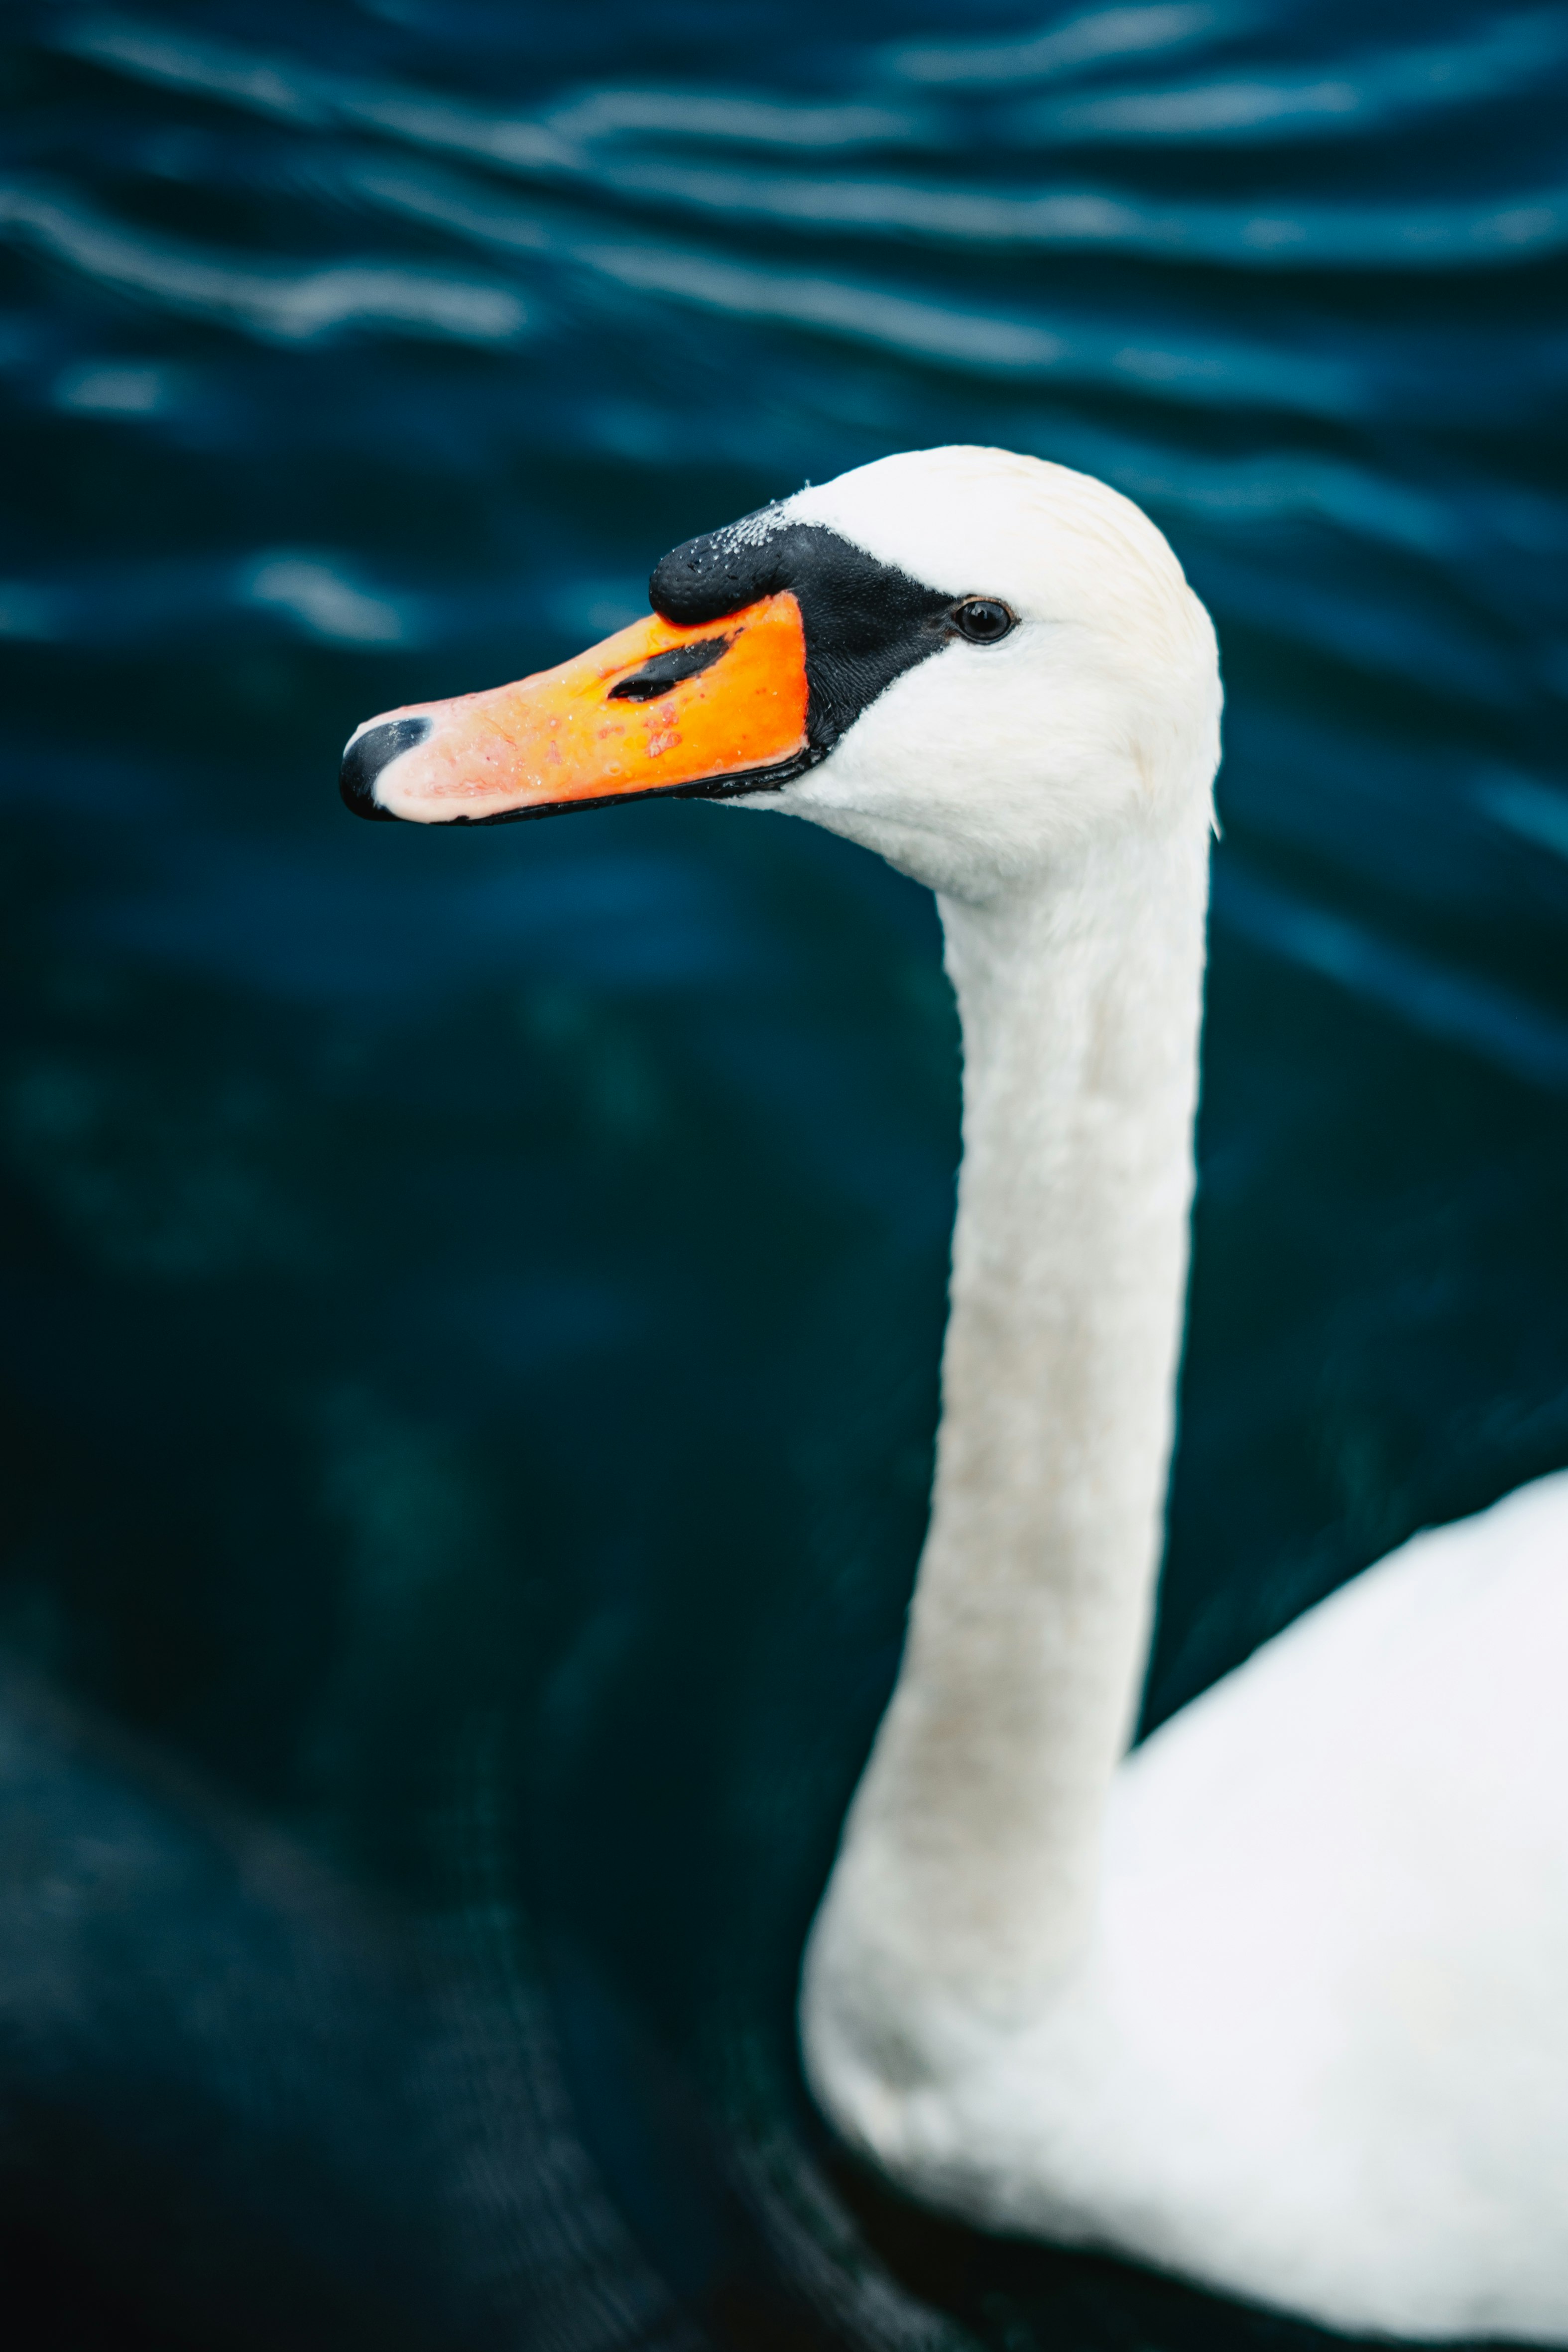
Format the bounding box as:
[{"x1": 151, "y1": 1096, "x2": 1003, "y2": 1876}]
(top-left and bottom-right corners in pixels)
[{"x1": 951, "y1": 597, "x2": 1016, "y2": 644}]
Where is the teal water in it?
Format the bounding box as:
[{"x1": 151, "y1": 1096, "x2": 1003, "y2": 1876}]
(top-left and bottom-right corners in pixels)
[{"x1": 2, "y1": 4, "x2": 1567, "y2": 2345}]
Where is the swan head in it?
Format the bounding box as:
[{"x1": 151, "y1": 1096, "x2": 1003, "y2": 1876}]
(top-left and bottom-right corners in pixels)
[{"x1": 341, "y1": 446, "x2": 1220, "y2": 900}]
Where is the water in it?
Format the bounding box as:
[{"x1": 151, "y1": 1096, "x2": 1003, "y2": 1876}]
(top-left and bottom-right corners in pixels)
[{"x1": 2, "y1": 3, "x2": 1567, "y2": 2344}]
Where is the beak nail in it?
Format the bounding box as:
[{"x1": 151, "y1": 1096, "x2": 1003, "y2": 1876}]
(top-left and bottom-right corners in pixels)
[{"x1": 340, "y1": 715, "x2": 432, "y2": 820}]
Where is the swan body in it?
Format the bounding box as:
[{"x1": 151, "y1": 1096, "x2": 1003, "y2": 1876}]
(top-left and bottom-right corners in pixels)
[
  {"x1": 343, "y1": 446, "x2": 1568, "y2": 2342},
  {"x1": 812, "y1": 1470, "x2": 1568, "y2": 2341}
]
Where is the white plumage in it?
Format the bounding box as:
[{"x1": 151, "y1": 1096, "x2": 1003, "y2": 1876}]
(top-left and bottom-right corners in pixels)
[{"x1": 720, "y1": 447, "x2": 1568, "y2": 2343}]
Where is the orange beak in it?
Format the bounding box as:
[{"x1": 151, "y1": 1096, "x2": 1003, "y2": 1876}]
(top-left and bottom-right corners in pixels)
[{"x1": 341, "y1": 592, "x2": 811, "y2": 824}]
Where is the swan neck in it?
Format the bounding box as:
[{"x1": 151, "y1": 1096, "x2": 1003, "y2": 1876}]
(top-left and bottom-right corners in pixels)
[{"x1": 809, "y1": 820, "x2": 1209, "y2": 2060}]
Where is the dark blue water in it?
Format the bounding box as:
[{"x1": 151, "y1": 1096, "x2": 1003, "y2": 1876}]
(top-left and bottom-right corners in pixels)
[{"x1": 2, "y1": 3, "x2": 1567, "y2": 2345}]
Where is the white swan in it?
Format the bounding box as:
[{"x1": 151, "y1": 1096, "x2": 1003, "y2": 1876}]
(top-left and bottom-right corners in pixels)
[{"x1": 341, "y1": 446, "x2": 1568, "y2": 2345}]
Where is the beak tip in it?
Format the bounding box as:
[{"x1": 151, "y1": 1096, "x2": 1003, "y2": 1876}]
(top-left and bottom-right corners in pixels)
[{"x1": 339, "y1": 715, "x2": 431, "y2": 821}]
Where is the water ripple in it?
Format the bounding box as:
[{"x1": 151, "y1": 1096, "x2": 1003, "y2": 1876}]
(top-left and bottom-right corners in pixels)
[
  {"x1": 1214, "y1": 859, "x2": 1568, "y2": 1092},
  {"x1": 591, "y1": 159, "x2": 1568, "y2": 269},
  {"x1": 887, "y1": 3, "x2": 1233, "y2": 90},
  {"x1": 62, "y1": 13, "x2": 333, "y2": 127},
  {"x1": 1008, "y1": 7, "x2": 1568, "y2": 144},
  {"x1": 61, "y1": 15, "x2": 933, "y2": 164},
  {"x1": 0, "y1": 183, "x2": 528, "y2": 343},
  {"x1": 242, "y1": 554, "x2": 413, "y2": 645},
  {"x1": 347, "y1": 160, "x2": 1365, "y2": 415},
  {"x1": 539, "y1": 88, "x2": 924, "y2": 149},
  {"x1": 1473, "y1": 773, "x2": 1568, "y2": 865}
]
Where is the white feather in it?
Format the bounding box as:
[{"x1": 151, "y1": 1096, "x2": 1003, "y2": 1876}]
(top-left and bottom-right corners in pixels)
[{"x1": 720, "y1": 447, "x2": 1568, "y2": 2342}]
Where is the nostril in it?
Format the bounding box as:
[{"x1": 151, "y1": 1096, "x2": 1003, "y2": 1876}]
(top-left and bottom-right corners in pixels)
[
  {"x1": 607, "y1": 636, "x2": 730, "y2": 704},
  {"x1": 339, "y1": 715, "x2": 432, "y2": 820}
]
